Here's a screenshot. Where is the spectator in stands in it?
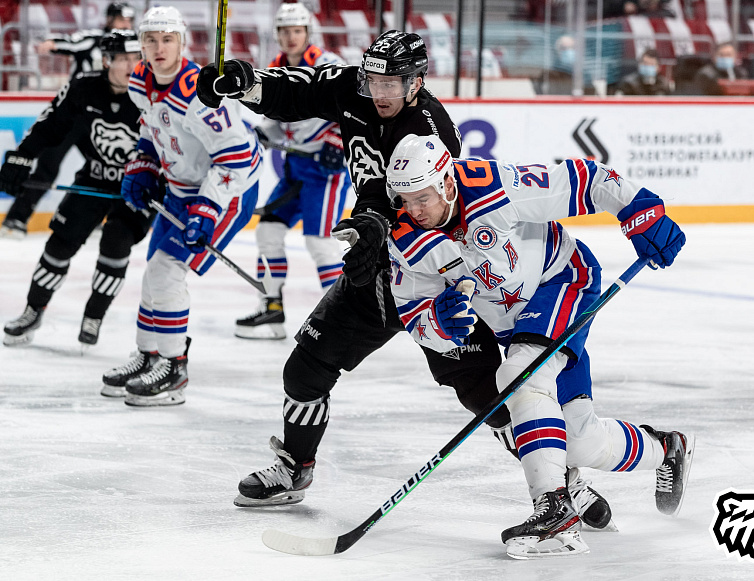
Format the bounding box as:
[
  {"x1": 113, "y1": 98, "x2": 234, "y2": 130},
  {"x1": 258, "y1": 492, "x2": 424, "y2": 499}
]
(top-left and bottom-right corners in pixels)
[
  {"x1": 636, "y1": 0, "x2": 675, "y2": 18},
  {"x1": 0, "y1": 2, "x2": 135, "y2": 239},
  {"x1": 614, "y1": 49, "x2": 671, "y2": 95},
  {"x1": 535, "y1": 35, "x2": 595, "y2": 96},
  {"x1": 692, "y1": 42, "x2": 749, "y2": 96}
]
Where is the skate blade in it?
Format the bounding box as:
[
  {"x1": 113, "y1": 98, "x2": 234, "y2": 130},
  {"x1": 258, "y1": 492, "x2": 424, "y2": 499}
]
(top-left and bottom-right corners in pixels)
[
  {"x1": 3, "y1": 331, "x2": 34, "y2": 346},
  {"x1": 234, "y1": 490, "x2": 305, "y2": 507},
  {"x1": 100, "y1": 385, "x2": 127, "y2": 398},
  {"x1": 234, "y1": 324, "x2": 286, "y2": 340},
  {"x1": 124, "y1": 388, "x2": 186, "y2": 407},
  {"x1": 506, "y1": 531, "x2": 589, "y2": 559}
]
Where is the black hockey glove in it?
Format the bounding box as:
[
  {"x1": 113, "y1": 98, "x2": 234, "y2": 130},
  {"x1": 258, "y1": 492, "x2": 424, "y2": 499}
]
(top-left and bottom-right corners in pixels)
[
  {"x1": 331, "y1": 211, "x2": 391, "y2": 287},
  {"x1": 197, "y1": 60, "x2": 256, "y2": 109},
  {"x1": 317, "y1": 140, "x2": 345, "y2": 175},
  {"x1": 0, "y1": 150, "x2": 35, "y2": 197}
]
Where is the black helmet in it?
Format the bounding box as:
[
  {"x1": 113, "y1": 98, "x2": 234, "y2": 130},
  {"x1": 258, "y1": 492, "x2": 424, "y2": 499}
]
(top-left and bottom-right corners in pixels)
[
  {"x1": 358, "y1": 30, "x2": 428, "y2": 99},
  {"x1": 106, "y1": 2, "x2": 136, "y2": 21},
  {"x1": 100, "y1": 29, "x2": 140, "y2": 58}
]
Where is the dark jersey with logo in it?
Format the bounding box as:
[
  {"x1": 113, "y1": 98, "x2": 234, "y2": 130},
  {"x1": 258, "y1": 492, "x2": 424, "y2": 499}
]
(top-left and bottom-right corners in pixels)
[
  {"x1": 19, "y1": 70, "x2": 140, "y2": 193},
  {"x1": 243, "y1": 65, "x2": 462, "y2": 223}
]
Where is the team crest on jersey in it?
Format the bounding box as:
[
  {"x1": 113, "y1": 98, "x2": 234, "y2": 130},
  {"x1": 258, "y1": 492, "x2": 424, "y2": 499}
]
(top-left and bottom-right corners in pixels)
[
  {"x1": 348, "y1": 136, "x2": 385, "y2": 190},
  {"x1": 160, "y1": 109, "x2": 171, "y2": 127},
  {"x1": 90, "y1": 119, "x2": 139, "y2": 167},
  {"x1": 111, "y1": 102, "x2": 120, "y2": 113},
  {"x1": 473, "y1": 226, "x2": 497, "y2": 249}
]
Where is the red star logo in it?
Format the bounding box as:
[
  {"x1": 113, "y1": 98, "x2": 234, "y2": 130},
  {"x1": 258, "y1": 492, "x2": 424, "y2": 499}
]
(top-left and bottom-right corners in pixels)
[
  {"x1": 415, "y1": 322, "x2": 428, "y2": 340},
  {"x1": 603, "y1": 167, "x2": 622, "y2": 186},
  {"x1": 160, "y1": 152, "x2": 176, "y2": 176},
  {"x1": 218, "y1": 172, "x2": 233, "y2": 188},
  {"x1": 492, "y1": 283, "x2": 528, "y2": 312},
  {"x1": 284, "y1": 126, "x2": 295, "y2": 141}
]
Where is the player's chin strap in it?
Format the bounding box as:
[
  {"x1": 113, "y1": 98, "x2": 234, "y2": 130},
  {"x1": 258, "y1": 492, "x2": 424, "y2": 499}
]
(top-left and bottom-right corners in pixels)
[{"x1": 437, "y1": 177, "x2": 458, "y2": 228}]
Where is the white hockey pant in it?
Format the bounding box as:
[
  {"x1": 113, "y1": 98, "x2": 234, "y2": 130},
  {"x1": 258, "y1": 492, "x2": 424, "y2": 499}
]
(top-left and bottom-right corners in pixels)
[{"x1": 136, "y1": 249, "x2": 190, "y2": 358}]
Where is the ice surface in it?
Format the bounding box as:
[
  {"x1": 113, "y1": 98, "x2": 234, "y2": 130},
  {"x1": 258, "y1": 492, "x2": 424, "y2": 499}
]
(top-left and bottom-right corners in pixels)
[{"x1": 1, "y1": 224, "x2": 753, "y2": 580}]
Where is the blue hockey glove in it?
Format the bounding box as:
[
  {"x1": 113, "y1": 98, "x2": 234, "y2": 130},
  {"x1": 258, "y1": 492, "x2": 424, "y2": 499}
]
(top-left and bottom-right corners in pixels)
[
  {"x1": 317, "y1": 133, "x2": 345, "y2": 175},
  {"x1": 182, "y1": 198, "x2": 220, "y2": 253},
  {"x1": 619, "y1": 191, "x2": 685, "y2": 269},
  {"x1": 429, "y1": 278, "x2": 478, "y2": 345},
  {"x1": 121, "y1": 158, "x2": 160, "y2": 211}
]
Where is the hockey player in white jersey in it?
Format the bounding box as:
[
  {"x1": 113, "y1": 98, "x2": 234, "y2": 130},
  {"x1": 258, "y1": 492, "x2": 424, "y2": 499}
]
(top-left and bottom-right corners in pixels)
[
  {"x1": 101, "y1": 6, "x2": 261, "y2": 406},
  {"x1": 386, "y1": 135, "x2": 694, "y2": 558},
  {"x1": 235, "y1": 3, "x2": 351, "y2": 340}
]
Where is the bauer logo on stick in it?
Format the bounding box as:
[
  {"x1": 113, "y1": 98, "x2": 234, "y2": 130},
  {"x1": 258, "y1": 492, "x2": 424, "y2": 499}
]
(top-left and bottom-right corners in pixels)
[{"x1": 711, "y1": 488, "x2": 754, "y2": 560}]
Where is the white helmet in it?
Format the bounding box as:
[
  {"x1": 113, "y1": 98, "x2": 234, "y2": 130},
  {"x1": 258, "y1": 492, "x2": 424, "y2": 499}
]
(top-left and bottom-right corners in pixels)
[
  {"x1": 275, "y1": 3, "x2": 311, "y2": 29},
  {"x1": 139, "y1": 6, "x2": 187, "y2": 45},
  {"x1": 387, "y1": 134, "x2": 457, "y2": 225}
]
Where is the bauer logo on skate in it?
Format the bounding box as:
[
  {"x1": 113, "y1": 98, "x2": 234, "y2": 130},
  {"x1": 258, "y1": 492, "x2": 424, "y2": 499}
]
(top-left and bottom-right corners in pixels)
[
  {"x1": 381, "y1": 453, "x2": 442, "y2": 514},
  {"x1": 711, "y1": 489, "x2": 754, "y2": 560}
]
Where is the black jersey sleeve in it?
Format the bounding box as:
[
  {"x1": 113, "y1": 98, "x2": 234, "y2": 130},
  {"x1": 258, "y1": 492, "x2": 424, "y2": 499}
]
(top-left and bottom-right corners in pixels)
[
  {"x1": 243, "y1": 64, "x2": 353, "y2": 124},
  {"x1": 47, "y1": 30, "x2": 101, "y2": 57},
  {"x1": 19, "y1": 76, "x2": 86, "y2": 155}
]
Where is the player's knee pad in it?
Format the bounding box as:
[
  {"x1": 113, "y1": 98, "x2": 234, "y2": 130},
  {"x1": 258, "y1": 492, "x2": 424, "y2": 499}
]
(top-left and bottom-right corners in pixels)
[
  {"x1": 283, "y1": 345, "x2": 341, "y2": 402},
  {"x1": 500, "y1": 343, "x2": 566, "y2": 405},
  {"x1": 100, "y1": 219, "x2": 138, "y2": 258},
  {"x1": 304, "y1": 235, "x2": 343, "y2": 266},
  {"x1": 256, "y1": 221, "x2": 288, "y2": 257},
  {"x1": 145, "y1": 250, "x2": 189, "y2": 303},
  {"x1": 44, "y1": 232, "x2": 80, "y2": 262},
  {"x1": 439, "y1": 366, "x2": 510, "y2": 428},
  {"x1": 562, "y1": 397, "x2": 614, "y2": 469}
]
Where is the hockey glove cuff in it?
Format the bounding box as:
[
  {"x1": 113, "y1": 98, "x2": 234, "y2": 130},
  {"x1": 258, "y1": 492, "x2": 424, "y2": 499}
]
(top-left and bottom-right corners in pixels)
[
  {"x1": 197, "y1": 60, "x2": 257, "y2": 108},
  {"x1": 428, "y1": 279, "x2": 478, "y2": 345}
]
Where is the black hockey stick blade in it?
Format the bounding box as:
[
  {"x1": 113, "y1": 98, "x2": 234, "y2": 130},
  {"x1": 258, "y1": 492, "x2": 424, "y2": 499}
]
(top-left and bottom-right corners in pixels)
[{"x1": 262, "y1": 257, "x2": 649, "y2": 556}]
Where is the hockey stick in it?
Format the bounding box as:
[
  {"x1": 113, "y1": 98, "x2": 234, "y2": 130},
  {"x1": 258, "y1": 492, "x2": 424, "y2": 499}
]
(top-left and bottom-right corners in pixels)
[
  {"x1": 215, "y1": 0, "x2": 229, "y2": 74},
  {"x1": 253, "y1": 181, "x2": 302, "y2": 216},
  {"x1": 56, "y1": 184, "x2": 121, "y2": 199},
  {"x1": 262, "y1": 257, "x2": 649, "y2": 556},
  {"x1": 148, "y1": 200, "x2": 271, "y2": 294}
]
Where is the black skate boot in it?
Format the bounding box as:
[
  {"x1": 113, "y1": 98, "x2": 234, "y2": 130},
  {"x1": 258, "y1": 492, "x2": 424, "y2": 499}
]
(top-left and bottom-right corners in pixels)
[
  {"x1": 567, "y1": 468, "x2": 615, "y2": 530},
  {"x1": 235, "y1": 297, "x2": 285, "y2": 340},
  {"x1": 235, "y1": 436, "x2": 315, "y2": 507},
  {"x1": 501, "y1": 487, "x2": 588, "y2": 558},
  {"x1": 78, "y1": 316, "x2": 102, "y2": 346},
  {"x1": 101, "y1": 349, "x2": 160, "y2": 397},
  {"x1": 0, "y1": 218, "x2": 27, "y2": 239},
  {"x1": 124, "y1": 338, "x2": 191, "y2": 407},
  {"x1": 3, "y1": 305, "x2": 44, "y2": 346},
  {"x1": 641, "y1": 425, "x2": 695, "y2": 516}
]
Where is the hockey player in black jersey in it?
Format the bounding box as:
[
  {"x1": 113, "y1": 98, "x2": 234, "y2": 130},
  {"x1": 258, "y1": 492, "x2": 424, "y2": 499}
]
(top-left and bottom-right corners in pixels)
[
  {"x1": 196, "y1": 31, "x2": 611, "y2": 526},
  {"x1": 0, "y1": 2, "x2": 135, "y2": 238},
  {"x1": 2, "y1": 30, "x2": 152, "y2": 348}
]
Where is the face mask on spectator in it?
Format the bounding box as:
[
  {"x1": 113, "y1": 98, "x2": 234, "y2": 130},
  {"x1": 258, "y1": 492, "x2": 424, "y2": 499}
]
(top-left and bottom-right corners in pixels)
[
  {"x1": 715, "y1": 56, "x2": 734, "y2": 71},
  {"x1": 559, "y1": 48, "x2": 576, "y2": 67},
  {"x1": 639, "y1": 64, "x2": 657, "y2": 80}
]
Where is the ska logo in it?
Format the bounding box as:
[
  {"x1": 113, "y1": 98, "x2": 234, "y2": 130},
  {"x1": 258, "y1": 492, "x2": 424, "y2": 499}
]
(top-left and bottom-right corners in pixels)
[
  {"x1": 711, "y1": 489, "x2": 754, "y2": 560},
  {"x1": 348, "y1": 136, "x2": 385, "y2": 190},
  {"x1": 90, "y1": 119, "x2": 139, "y2": 167}
]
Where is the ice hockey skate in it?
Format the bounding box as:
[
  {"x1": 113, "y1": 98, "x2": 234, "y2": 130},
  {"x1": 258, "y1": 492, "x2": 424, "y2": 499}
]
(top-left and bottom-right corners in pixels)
[
  {"x1": 101, "y1": 349, "x2": 160, "y2": 397},
  {"x1": 567, "y1": 468, "x2": 617, "y2": 531},
  {"x1": 642, "y1": 425, "x2": 695, "y2": 516},
  {"x1": 78, "y1": 316, "x2": 102, "y2": 346},
  {"x1": 3, "y1": 305, "x2": 44, "y2": 346},
  {"x1": 235, "y1": 297, "x2": 286, "y2": 340},
  {"x1": 0, "y1": 218, "x2": 27, "y2": 239},
  {"x1": 502, "y1": 488, "x2": 589, "y2": 559},
  {"x1": 234, "y1": 436, "x2": 315, "y2": 507}
]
